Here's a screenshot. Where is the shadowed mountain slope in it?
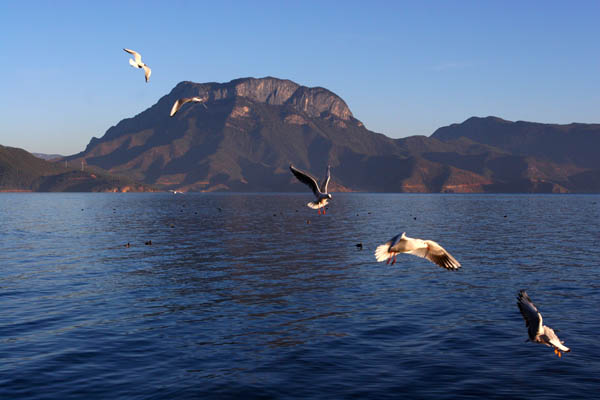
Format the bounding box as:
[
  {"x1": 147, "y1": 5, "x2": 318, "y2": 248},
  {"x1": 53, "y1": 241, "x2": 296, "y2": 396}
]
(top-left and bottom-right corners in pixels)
[
  {"x1": 0, "y1": 145, "x2": 154, "y2": 192},
  {"x1": 63, "y1": 77, "x2": 600, "y2": 193}
]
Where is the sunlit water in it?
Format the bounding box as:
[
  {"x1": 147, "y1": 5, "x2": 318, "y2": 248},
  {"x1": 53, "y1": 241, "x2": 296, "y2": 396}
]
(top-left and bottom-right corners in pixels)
[{"x1": 0, "y1": 193, "x2": 599, "y2": 399}]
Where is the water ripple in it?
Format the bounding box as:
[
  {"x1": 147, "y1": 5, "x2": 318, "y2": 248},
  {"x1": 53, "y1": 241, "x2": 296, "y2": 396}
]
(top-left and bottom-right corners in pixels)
[{"x1": 0, "y1": 193, "x2": 599, "y2": 399}]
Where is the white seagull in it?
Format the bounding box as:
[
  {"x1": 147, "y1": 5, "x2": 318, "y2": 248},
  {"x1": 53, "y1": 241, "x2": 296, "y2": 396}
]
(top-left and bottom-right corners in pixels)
[
  {"x1": 123, "y1": 48, "x2": 151, "y2": 83},
  {"x1": 289, "y1": 164, "x2": 331, "y2": 214},
  {"x1": 517, "y1": 290, "x2": 570, "y2": 357},
  {"x1": 374, "y1": 232, "x2": 461, "y2": 270},
  {"x1": 170, "y1": 97, "x2": 208, "y2": 117}
]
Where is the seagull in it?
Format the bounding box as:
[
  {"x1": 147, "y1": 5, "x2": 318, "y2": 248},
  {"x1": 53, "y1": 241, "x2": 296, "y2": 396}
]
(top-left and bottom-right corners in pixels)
[
  {"x1": 170, "y1": 97, "x2": 208, "y2": 117},
  {"x1": 123, "y1": 48, "x2": 151, "y2": 82},
  {"x1": 289, "y1": 164, "x2": 331, "y2": 214},
  {"x1": 516, "y1": 290, "x2": 570, "y2": 357},
  {"x1": 374, "y1": 232, "x2": 461, "y2": 270}
]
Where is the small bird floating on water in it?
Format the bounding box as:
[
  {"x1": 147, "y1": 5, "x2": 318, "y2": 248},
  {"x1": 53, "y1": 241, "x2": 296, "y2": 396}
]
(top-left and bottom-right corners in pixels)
[
  {"x1": 289, "y1": 164, "x2": 331, "y2": 215},
  {"x1": 374, "y1": 232, "x2": 461, "y2": 270},
  {"x1": 355, "y1": 243, "x2": 363, "y2": 250},
  {"x1": 517, "y1": 290, "x2": 570, "y2": 357},
  {"x1": 170, "y1": 97, "x2": 208, "y2": 117},
  {"x1": 123, "y1": 48, "x2": 151, "y2": 82},
  {"x1": 145, "y1": 240, "x2": 152, "y2": 246}
]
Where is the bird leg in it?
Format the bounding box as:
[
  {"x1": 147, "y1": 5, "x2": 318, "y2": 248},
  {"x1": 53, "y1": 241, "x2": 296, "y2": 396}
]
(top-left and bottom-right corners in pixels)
[
  {"x1": 322, "y1": 207, "x2": 326, "y2": 215},
  {"x1": 554, "y1": 348, "x2": 562, "y2": 357},
  {"x1": 391, "y1": 256, "x2": 397, "y2": 266},
  {"x1": 318, "y1": 208, "x2": 321, "y2": 215},
  {"x1": 386, "y1": 257, "x2": 391, "y2": 265}
]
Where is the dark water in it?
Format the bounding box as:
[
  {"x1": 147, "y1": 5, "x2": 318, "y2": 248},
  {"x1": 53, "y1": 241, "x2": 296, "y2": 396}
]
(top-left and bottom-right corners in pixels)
[{"x1": 1, "y1": 193, "x2": 599, "y2": 399}]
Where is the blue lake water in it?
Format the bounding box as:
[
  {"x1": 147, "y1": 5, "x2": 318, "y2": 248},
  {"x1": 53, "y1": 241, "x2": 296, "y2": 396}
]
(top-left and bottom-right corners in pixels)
[{"x1": 0, "y1": 193, "x2": 599, "y2": 399}]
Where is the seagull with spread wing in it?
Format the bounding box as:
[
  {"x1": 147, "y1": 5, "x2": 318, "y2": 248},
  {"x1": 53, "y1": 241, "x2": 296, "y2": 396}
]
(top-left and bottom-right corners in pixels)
[
  {"x1": 170, "y1": 97, "x2": 208, "y2": 117},
  {"x1": 374, "y1": 232, "x2": 461, "y2": 270},
  {"x1": 123, "y1": 48, "x2": 151, "y2": 83},
  {"x1": 289, "y1": 164, "x2": 331, "y2": 214},
  {"x1": 517, "y1": 290, "x2": 570, "y2": 357}
]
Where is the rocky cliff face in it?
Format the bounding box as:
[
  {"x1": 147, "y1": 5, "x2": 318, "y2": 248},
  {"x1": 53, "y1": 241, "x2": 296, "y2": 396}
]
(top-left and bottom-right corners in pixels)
[{"x1": 64, "y1": 77, "x2": 600, "y2": 193}]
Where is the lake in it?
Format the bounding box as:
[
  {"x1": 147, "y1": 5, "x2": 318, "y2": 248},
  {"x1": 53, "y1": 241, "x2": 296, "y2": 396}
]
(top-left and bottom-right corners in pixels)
[{"x1": 1, "y1": 193, "x2": 599, "y2": 399}]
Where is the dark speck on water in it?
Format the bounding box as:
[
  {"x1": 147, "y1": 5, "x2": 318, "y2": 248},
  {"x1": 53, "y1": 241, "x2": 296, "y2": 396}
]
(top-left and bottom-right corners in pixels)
[{"x1": 1, "y1": 193, "x2": 599, "y2": 399}]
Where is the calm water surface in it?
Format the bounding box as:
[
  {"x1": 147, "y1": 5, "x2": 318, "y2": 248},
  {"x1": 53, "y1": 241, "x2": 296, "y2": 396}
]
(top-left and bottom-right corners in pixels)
[{"x1": 1, "y1": 193, "x2": 599, "y2": 399}]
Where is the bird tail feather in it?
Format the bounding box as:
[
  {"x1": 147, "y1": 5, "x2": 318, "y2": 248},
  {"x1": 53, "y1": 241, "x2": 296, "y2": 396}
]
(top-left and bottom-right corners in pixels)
[
  {"x1": 307, "y1": 201, "x2": 320, "y2": 209},
  {"x1": 374, "y1": 244, "x2": 391, "y2": 262},
  {"x1": 307, "y1": 199, "x2": 328, "y2": 209}
]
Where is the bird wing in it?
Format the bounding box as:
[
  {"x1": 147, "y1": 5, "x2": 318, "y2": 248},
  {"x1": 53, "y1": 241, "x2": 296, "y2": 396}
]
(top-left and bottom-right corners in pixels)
[
  {"x1": 143, "y1": 65, "x2": 151, "y2": 82},
  {"x1": 192, "y1": 97, "x2": 208, "y2": 108},
  {"x1": 290, "y1": 165, "x2": 320, "y2": 196},
  {"x1": 320, "y1": 165, "x2": 331, "y2": 193},
  {"x1": 170, "y1": 99, "x2": 184, "y2": 117},
  {"x1": 405, "y1": 239, "x2": 461, "y2": 270},
  {"x1": 123, "y1": 48, "x2": 142, "y2": 65},
  {"x1": 517, "y1": 290, "x2": 544, "y2": 340}
]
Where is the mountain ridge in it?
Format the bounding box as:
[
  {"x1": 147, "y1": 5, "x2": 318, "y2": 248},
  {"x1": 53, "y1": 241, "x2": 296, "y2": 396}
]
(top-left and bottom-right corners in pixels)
[
  {"x1": 0, "y1": 145, "x2": 156, "y2": 192},
  {"x1": 24, "y1": 76, "x2": 600, "y2": 193}
]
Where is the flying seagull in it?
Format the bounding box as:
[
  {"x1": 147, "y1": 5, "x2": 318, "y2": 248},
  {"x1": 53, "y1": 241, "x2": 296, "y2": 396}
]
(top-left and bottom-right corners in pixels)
[
  {"x1": 516, "y1": 290, "x2": 570, "y2": 357},
  {"x1": 170, "y1": 97, "x2": 208, "y2": 117},
  {"x1": 123, "y1": 48, "x2": 151, "y2": 82},
  {"x1": 374, "y1": 232, "x2": 461, "y2": 270},
  {"x1": 289, "y1": 164, "x2": 331, "y2": 214}
]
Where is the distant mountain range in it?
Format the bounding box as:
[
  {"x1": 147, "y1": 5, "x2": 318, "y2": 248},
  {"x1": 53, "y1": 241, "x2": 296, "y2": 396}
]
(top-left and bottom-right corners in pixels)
[
  {"x1": 4, "y1": 76, "x2": 600, "y2": 193},
  {"x1": 0, "y1": 145, "x2": 154, "y2": 192},
  {"x1": 32, "y1": 152, "x2": 64, "y2": 161}
]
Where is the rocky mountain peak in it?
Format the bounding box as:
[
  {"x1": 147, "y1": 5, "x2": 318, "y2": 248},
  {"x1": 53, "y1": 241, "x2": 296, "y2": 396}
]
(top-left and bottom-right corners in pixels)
[{"x1": 168, "y1": 77, "x2": 353, "y2": 120}]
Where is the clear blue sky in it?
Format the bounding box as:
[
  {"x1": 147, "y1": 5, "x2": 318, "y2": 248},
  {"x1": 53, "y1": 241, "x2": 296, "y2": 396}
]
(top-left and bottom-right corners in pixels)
[{"x1": 1, "y1": 1, "x2": 599, "y2": 155}]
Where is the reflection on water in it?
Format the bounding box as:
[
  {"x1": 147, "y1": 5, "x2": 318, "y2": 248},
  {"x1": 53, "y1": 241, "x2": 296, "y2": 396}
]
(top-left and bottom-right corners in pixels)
[{"x1": 0, "y1": 193, "x2": 599, "y2": 399}]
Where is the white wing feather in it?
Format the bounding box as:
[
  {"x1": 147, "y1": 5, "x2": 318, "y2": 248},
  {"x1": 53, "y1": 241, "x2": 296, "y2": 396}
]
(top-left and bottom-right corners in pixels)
[
  {"x1": 143, "y1": 65, "x2": 151, "y2": 82},
  {"x1": 124, "y1": 48, "x2": 142, "y2": 65}
]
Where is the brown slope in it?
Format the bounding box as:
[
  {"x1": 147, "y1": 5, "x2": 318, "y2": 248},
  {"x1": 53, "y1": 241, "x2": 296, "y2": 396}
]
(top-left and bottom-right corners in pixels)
[
  {"x1": 432, "y1": 116, "x2": 600, "y2": 168},
  {"x1": 0, "y1": 145, "x2": 154, "y2": 192},
  {"x1": 64, "y1": 77, "x2": 600, "y2": 193},
  {"x1": 67, "y1": 77, "x2": 424, "y2": 192},
  {"x1": 430, "y1": 116, "x2": 599, "y2": 192}
]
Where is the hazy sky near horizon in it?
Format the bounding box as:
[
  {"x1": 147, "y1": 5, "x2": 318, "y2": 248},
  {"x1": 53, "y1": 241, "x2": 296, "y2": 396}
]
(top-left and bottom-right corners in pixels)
[{"x1": 1, "y1": 1, "x2": 599, "y2": 155}]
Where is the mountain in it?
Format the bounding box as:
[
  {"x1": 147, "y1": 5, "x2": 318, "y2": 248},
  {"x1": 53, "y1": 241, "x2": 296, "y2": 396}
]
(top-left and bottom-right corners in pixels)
[
  {"x1": 64, "y1": 77, "x2": 483, "y2": 192},
  {"x1": 432, "y1": 116, "x2": 600, "y2": 169},
  {"x1": 32, "y1": 152, "x2": 64, "y2": 161},
  {"x1": 429, "y1": 116, "x2": 600, "y2": 192},
  {"x1": 63, "y1": 77, "x2": 600, "y2": 193},
  {"x1": 0, "y1": 145, "x2": 155, "y2": 192}
]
